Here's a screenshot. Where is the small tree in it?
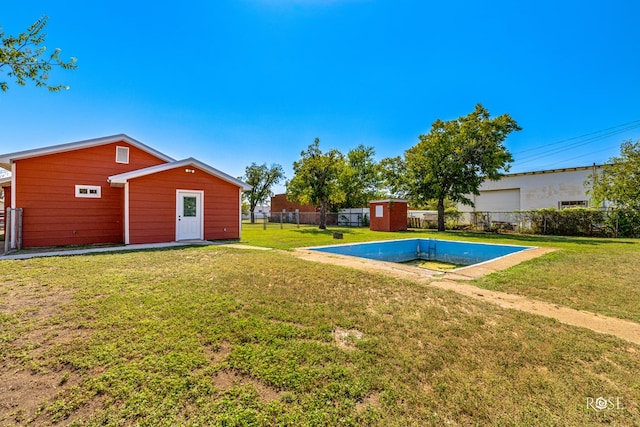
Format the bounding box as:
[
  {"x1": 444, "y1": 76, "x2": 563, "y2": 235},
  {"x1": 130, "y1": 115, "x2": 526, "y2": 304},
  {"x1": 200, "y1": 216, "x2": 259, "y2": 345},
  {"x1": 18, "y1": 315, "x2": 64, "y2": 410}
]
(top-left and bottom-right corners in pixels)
[
  {"x1": 287, "y1": 138, "x2": 344, "y2": 229},
  {"x1": 405, "y1": 104, "x2": 520, "y2": 231},
  {"x1": 242, "y1": 163, "x2": 284, "y2": 224},
  {"x1": 590, "y1": 139, "x2": 640, "y2": 211},
  {"x1": 241, "y1": 201, "x2": 250, "y2": 218},
  {"x1": 0, "y1": 16, "x2": 77, "y2": 92},
  {"x1": 589, "y1": 139, "x2": 640, "y2": 238}
]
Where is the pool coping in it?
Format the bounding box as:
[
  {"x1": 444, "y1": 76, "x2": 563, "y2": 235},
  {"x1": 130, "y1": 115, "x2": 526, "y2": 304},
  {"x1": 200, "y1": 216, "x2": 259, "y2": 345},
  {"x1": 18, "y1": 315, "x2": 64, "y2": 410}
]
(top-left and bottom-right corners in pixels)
[{"x1": 295, "y1": 238, "x2": 555, "y2": 281}]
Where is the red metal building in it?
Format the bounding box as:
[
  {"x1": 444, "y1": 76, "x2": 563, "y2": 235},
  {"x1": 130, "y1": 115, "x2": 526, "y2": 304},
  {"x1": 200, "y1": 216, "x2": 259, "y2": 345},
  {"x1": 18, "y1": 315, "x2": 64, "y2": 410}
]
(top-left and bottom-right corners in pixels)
[
  {"x1": 0, "y1": 135, "x2": 250, "y2": 248},
  {"x1": 270, "y1": 193, "x2": 317, "y2": 214},
  {"x1": 369, "y1": 199, "x2": 408, "y2": 232}
]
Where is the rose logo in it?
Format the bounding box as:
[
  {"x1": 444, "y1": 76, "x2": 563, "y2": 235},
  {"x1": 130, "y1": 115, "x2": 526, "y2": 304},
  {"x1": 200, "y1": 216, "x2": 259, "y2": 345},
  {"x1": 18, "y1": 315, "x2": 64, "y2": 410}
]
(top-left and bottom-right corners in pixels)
[{"x1": 595, "y1": 397, "x2": 608, "y2": 410}]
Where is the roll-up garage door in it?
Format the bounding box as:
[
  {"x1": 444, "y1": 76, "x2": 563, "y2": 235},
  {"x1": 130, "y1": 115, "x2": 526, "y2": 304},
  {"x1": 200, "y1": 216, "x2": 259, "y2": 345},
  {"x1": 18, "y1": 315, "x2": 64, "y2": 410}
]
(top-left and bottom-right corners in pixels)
[{"x1": 475, "y1": 188, "x2": 520, "y2": 212}]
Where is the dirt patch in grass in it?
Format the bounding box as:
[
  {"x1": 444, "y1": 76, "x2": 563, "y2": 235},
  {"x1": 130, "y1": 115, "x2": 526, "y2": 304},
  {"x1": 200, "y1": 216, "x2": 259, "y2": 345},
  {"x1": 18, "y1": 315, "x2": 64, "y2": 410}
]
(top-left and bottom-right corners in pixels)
[
  {"x1": 213, "y1": 370, "x2": 283, "y2": 403},
  {"x1": 0, "y1": 369, "x2": 59, "y2": 425},
  {"x1": 204, "y1": 340, "x2": 233, "y2": 365},
  {"x1": 356, "y1": 391, "x2": 381, "y2": 412},
  {"x1": 0, "y1": 284, "x2": 73, "y2": 317},
  {"x1": 62, "y1": 395, "x2": 108, "y2": 427},
  {"x1": 0, "y1": 283, "x2": 80, "y2": 426},
  {"x1": 333, "y1": 327, "x2": 364, "y2": 351}
]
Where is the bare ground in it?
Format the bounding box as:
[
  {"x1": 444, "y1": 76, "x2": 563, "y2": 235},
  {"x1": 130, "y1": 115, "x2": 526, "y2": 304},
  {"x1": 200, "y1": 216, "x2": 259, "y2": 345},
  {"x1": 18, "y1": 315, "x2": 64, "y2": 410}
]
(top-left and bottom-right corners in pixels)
[{"x1": 0, "y1": 283, "x2": 81, "y2": 426}]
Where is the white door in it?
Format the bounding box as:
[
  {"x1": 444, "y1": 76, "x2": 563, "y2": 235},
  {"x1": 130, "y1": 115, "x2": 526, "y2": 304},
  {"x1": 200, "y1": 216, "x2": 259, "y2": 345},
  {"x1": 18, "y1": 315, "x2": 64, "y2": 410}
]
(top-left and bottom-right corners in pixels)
[{"x1": 176, "y1": 191, "x2": 203, "y2": 240}]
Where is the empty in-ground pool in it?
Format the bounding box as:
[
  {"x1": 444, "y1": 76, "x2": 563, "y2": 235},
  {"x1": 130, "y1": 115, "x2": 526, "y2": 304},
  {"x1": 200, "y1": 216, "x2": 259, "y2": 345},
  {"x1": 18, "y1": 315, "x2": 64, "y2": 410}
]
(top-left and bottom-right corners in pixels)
[{"x1": 310, "y1": 238, "x2": 533, "y2": 269}]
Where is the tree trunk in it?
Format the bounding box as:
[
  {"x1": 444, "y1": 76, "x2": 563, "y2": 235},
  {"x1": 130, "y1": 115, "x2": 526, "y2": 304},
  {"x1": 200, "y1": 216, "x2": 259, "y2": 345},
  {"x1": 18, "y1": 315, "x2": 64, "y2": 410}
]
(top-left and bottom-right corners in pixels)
[
  {"x1": 250, "y1": 211, "x2": 255, "y2": 224},
  {"x1": 319, "y1": 201, "x2": 327, "y2": 230},
  {"x1": 437, "y1": 198, "x2": 446, "y2": 232}
]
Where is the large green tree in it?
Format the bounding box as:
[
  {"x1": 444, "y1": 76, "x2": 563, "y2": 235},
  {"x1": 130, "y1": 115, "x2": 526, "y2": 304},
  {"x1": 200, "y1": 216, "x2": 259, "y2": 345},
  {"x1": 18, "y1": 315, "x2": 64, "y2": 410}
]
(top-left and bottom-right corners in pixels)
[
  {"x1": 287, "y1": 138, "x2": 344, "y2": 229},
  {"x1": 337, "y1": 144, "x2": 383, "y2": 208},
  {"x1": 242, "y1": 163, "x2": 285, "y2": 223},
  {"x1": 1, "y1": 16, "x2": 77, "y2": 92},
  {"x1": 379, "y1": 155, "x2": 409, "y2": 200},
  {"x1": 590, "y1": 139, "x2": 640, "y2": 211},
  {"x1": 405, "y1": 104, "x2": 521, "y2": 231}
]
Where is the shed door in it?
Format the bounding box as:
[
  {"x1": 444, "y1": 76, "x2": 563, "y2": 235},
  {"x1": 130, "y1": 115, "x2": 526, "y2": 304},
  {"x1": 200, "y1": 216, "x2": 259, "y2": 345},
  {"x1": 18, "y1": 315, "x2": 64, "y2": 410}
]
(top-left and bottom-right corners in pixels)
[{"x1": 176, "y1": 191, "x2": 203, "y2": 240}]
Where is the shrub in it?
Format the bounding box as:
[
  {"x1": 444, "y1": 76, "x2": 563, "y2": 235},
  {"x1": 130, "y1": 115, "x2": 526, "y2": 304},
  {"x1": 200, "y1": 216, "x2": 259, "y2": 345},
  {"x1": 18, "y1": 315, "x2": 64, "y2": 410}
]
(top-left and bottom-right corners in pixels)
[
  {"x1": 444, "y1": 207, "x2": 462, "y2": 230},
  {"x1": 528, "y1": 208, "x2": 607, "y2": 236},
  {"x1": 607, "y1": 209, "x2": 640, "y2": 238}
]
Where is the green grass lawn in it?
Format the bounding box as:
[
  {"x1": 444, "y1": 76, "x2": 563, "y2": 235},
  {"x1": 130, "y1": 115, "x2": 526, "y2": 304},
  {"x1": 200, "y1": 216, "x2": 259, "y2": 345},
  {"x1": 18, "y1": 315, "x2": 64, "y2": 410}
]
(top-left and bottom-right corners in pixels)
[
  {"x1": 241, "y1": 226, "x2": 640, "y2": 323},
  {"x1": 1, "y1": 244, "x2": 639, "y2": 426}
]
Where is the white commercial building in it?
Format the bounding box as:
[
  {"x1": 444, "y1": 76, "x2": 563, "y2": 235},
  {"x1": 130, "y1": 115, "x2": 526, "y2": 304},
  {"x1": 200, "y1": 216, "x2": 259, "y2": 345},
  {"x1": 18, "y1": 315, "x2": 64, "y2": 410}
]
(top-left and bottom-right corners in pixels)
[
  {"x1": 458, "y1": 165, "x2": 604, "y2": 214},
  {"x1": 242, "y1": 204, "x2": 271, "y2": 220}
]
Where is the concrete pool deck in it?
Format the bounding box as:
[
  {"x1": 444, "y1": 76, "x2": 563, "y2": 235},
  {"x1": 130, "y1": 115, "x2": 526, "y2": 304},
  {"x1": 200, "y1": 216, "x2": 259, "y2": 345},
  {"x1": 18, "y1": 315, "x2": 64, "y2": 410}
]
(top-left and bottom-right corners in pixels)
[
  {"x1": 294, "y1": 245, "x2": 554, "y2": 282},
  {"x1": 294, "y1": 246, "x2": 640, "y2": 346}
]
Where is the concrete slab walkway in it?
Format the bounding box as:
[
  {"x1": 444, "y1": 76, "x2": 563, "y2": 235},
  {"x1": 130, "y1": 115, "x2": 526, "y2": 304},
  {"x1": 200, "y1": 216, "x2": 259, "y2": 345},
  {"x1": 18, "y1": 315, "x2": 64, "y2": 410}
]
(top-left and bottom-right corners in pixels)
[
  {"x1": 0, "y1": 240, "x2": 270, "y2": 260},
  {"x1": 431, "y1": 279, "x2": 640, "y2": 345}
]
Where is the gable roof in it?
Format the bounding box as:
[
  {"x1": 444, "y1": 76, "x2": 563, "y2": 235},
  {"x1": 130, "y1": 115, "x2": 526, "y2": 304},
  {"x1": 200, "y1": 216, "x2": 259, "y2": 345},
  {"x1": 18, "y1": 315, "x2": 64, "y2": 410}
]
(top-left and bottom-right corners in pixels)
[
  {"x1": 108, "y1": 157, "x2": 251, "y2": 191},
  {"x1": 0, "y1": 134, "x2": 175, "y2": 170}
]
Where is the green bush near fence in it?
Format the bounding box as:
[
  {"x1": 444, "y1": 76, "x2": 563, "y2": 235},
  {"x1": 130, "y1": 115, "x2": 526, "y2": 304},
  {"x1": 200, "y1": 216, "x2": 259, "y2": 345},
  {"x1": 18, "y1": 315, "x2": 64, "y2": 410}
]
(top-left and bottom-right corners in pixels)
[
  {"x1": 609, "y1": 209, "x2": 640, "y2": 238},
  {"x1": 528, "y1": 208, "x2": 606, "y2": 236},
  {"x1": 526, "y1": 207, "x2": 640, "y2": 238}
]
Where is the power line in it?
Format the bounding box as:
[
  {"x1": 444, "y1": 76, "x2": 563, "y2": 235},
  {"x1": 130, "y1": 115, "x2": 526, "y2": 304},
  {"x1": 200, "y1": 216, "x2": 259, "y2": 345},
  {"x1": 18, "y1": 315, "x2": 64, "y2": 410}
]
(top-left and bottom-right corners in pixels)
[
  {"x1": 512, "y1": 119, "x2": 640, "y2": 167},
  {"x1": 512, "y1": 119, "x2": 640, "y2": 156},
  {"x1": 516, "y1": 125, "x2": 636, "y2": 165},
  {"x1": 540, "y1": 146, "x2": 617, "y2": 168}
]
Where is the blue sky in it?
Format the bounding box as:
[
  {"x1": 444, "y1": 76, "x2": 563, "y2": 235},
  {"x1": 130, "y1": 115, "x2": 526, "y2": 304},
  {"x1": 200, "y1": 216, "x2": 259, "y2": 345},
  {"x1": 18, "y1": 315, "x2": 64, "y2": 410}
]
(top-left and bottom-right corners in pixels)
[{"x1": 2, "y1": 0, "x2": 639, "y2": 192}]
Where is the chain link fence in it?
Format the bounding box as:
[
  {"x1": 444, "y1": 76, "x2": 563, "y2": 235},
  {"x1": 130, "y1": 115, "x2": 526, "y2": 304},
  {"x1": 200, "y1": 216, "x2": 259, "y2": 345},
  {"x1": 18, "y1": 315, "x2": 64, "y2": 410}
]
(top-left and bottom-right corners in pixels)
[
  {"x1": 243, "y1": 207, "x2": 638, "y2": 238},
  {"x1": 243, "y1": 209, "x2": 370, "y2": 230},
  {"x1": 243, "y1": 212, "x2": 338, "y2": 230},
  {"x1": 410, "y1": 209, "x2": 636, "y2": 237}
]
